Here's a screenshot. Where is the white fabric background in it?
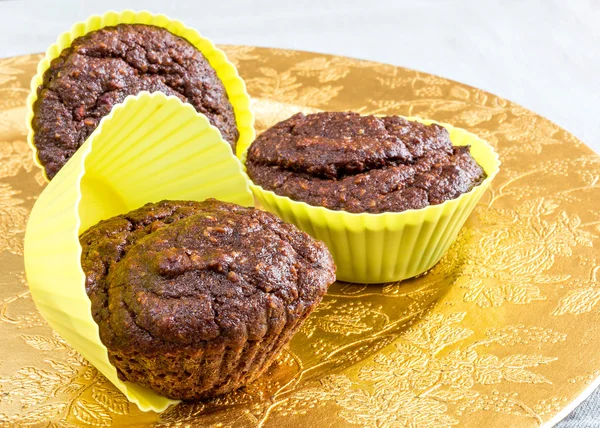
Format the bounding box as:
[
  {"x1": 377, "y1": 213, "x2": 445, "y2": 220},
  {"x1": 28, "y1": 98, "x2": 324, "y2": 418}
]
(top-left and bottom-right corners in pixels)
[{"x1": 0, "y1": 0, "x2": 598, "y2": 425}]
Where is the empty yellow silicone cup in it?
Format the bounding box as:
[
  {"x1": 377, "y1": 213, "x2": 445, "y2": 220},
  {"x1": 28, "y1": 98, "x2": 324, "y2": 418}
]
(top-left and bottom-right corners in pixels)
[
  {"x1": 25, "y1": 9, "x2": 254, "y2": 181},
  {"x1": 24, "y1": 92, "x2": 254, "y2": 412},
  {"x1": 240, "y1": 118, "x2": 500, "y2": 284}
]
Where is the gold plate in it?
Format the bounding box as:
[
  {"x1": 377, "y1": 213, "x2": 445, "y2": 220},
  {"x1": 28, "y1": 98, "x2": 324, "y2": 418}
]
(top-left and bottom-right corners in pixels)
[{"x1": 0, "y1": 47, "x2": 599, "y2": 427}]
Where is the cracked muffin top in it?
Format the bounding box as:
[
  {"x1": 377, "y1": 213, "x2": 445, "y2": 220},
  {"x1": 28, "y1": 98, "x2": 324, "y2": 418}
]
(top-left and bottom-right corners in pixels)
[
  {"x1": 79, "y1": 199, "x2": 336, "y2": 354},
  {"x1": 245, "y1": 112, "x2": 487, "y2": 214},
  {"x1": 32, "y1": 24, "x2": 238, "y2": 179}
]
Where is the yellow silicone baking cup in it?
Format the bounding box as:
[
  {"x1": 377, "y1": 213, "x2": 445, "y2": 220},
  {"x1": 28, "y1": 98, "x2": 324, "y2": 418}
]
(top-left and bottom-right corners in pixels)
[
  {"x1": 25, "y1": 9, "x2": 255, "y2": 181},
  {"x1": 241, "y1": 118, "x2": 500, "y2": 284},
  {"x1": 24, "y1": 92, "x2": 254, "y2": 412}
]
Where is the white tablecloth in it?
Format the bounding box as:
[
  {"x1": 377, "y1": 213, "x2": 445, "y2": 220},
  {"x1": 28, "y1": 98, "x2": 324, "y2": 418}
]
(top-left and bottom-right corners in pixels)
[{"x1": 1, "y1": 0, "x2": 598, "y2": 425}]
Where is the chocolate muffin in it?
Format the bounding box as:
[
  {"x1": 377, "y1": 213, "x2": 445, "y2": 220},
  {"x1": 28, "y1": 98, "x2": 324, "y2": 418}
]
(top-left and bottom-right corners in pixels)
[
  {"x1": 33, "y1": 24, "x2": 239, "y2": 179},
  {"x1": 79, "y1": 199, "x2": 335, "y2": 400},
  {"x1": 245, "y1": 112, "x2": 487, "y2": 214}
]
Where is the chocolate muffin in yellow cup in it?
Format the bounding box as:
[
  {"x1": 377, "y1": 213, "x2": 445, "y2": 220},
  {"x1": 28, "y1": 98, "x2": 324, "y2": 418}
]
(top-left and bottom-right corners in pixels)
[
  {"x1": 242, "y1": 111, "x2": 501, "y2": 284},
  {"x1": 80, "y1": 198, "x2": 335, "y2": 402},
  {"x1": 25, "y1": 93, "x2": 336, "y2": 412},
  {"x1": 25, "y1": 9, "x2": 254, "y2": 180},
  {"x1": 24, "y1": 92, "x2": 256, "y2": 412}
]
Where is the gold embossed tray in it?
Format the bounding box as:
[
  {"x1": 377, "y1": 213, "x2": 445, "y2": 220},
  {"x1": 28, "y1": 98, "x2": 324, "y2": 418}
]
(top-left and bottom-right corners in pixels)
[{"x1": 1, "y1": 47, "x2": 599, "y2": 427}]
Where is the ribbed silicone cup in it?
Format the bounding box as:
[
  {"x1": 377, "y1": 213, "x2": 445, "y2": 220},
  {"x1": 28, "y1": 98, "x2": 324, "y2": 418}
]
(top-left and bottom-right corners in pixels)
[
  {"x1": 243, "y1": 118, "x2": 501, "y2": 284},
  {"x1": 24, "y1": 92, "x2": 254, "y2": 412},
  {"x1": 25, "y1": 9, "x2": 255, "y2": 181}
]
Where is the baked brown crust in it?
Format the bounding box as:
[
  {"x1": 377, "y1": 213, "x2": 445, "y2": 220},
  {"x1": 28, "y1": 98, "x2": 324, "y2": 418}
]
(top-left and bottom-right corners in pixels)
[
  {"x1": 80, "y1": 199, "x2": 335, "y2": 399},
  {"x1": 245, "y1": 112, "x2": 486, "y2": 213},
  {"x1": 33, "y1": 24, "x2": 238, "y2": 179}
]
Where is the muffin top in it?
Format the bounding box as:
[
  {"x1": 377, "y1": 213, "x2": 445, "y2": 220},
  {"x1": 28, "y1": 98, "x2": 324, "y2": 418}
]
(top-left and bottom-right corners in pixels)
[
  {"x1": 33, "y1": 24, "x2": 238, "y2": 179},
  {"x1": 245, "y1": 112, "x2": 486, "y2": 213},
  {"x1": 80, "y1": 199, "x2": 335, "y2": 354}
]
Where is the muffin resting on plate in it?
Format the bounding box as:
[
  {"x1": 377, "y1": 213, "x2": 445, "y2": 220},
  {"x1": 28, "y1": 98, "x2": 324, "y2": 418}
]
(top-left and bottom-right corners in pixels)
[
  {"x1": 33, "y1": 24, "x2": 238, "y2": 179},
  {"x1": 80, "y1": 199, "x2": 336, "y2": 400},
  {"x1": 245, "y1": 112, "x2": 486, "y2": 214}
]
